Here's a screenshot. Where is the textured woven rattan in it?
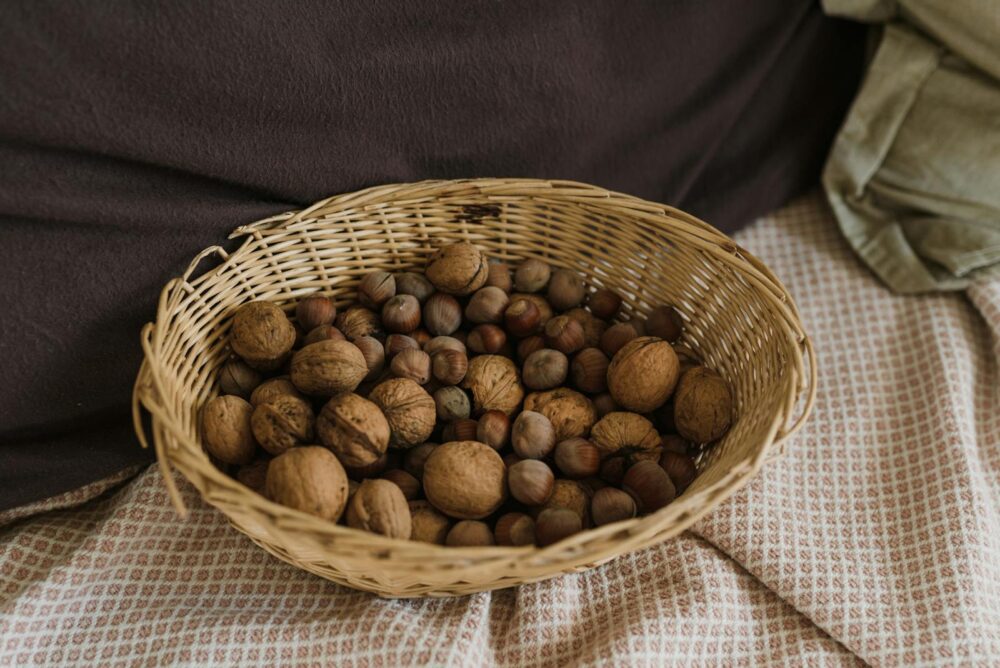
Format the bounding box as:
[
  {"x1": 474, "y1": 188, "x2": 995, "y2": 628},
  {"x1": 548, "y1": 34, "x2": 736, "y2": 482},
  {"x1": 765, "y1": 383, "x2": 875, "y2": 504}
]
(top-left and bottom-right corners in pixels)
[{"x1": 133, "y1": 178, "x2": 816, "y2": 597}]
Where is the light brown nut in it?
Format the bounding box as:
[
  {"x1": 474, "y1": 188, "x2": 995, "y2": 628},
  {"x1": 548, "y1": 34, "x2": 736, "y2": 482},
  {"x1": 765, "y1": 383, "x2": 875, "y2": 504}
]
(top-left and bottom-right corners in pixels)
[{"x1": 423, "y1": 441, "x2": 507, "y2": 519}]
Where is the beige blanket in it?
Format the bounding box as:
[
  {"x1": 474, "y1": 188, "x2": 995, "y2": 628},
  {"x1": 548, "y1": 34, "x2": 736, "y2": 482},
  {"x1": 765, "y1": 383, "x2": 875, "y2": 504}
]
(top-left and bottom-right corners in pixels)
[{"x1": 2, "y1": 192, "x2": 998, "y2": 666}]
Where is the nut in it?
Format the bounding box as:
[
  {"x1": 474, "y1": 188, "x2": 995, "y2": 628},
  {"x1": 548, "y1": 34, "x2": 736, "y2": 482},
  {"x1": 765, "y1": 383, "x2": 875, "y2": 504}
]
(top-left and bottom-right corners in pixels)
[
  {"x1": 316, "y1": 392, "x2": 390, "y2": 468},
  {"x1": 660, "y1": 434, "x2": 690, "y2": 455},
  {"x1": 673, "y1": 367, "x2": 733, "y2": 443},
  {"x1": 335, "y1": 305, "x2": 384, "y2": 341},
  {"x1": 265, "y1": 446, "x2": 349, "y2": 521},
  {"x1": 544, "y1": 316, "x2": 585, "y2": 354},
  {"x1": 579, "y1": 477, "x2": 607, "y2": 495},
  {"x1": 344, "y1": 451, "x2": 390, "y2": 480},
  {"x1": 357, "y1": 271, "x2": 396, "y2": 309},
  {"x1": 462, "y1": 355, "x2": 524, "y2": 416},
  {"x1": 218, "y1": 359, "x2": 262, "y2": 399},
  {"x1": 516, "y1": 335, "x2": 545, "y2": 361},
  {"x1": 425, "y1": 242, "x2": 488, "y2": 295},
  {"x1": 645, "y1": 305, "x2": 683, "y2": 343},
  {"x1": 599, "y1": 457, "x2": 627, "y2": 486},
  {"x1": 368, "y1": 378, "x2": 436, "y2": 448},
  {"x1": 423, "y1": 441, "x2": 507, "y2": 519},
  {"x1": 508, "y1": 459, "x2": 555, "y2": 505},
  {"x1": 235, "y1": 458, "x2": 270, "y2": 495},
  {"x1": 290, "y1": 339, "x2": 368, "y2": 395},
  {"x1": 570, "y1": 348, "x2": 609, "y2": 394},
  {"x1": 486, "y1": 262, "x2": 513, "y2": 293},
  {"x1": 423, "y1": 293, "x2": 463, "y2": 336},
  {"x1": 512, "y1": 293, "x2": 554, "y2": 330},
  {"x1": 410, "y1": 328, "x2": 432, "y2": 348},
  {"x1": 591, "y1": 487, "x2": 637, "y2": 526},
  {"x1": 607, "y1": 337, "x2": 679, "y2": 412},
  {"x1": 384, "y1": 334, "x2": 419, "y2": 359},
  {"x1": 504, "y1": 298, "x2": 541, "y2": 337},
  {"x1": 431, "y1": 349, "x2": 468, "y2": 385},
  {"x1": 503, "y1": 452, "x2": 523, "y2": 469},
  {"x1": 590, "y1": 411, "x2": 660, "y2": 460},
  {"x1": 434, "y1": 386, "x2": 471, "y2": 422},
  {"x1": 382, "y1": 294, "x2": 422, "y2": 334},
  {"x1": 441, "y1": 417, "x2": 479, "y2": 442},
  {"x1": 230, "y1": 301, "x2": 296, "y2": 371},
  {"x1": 250, "y1": 395, "x2": 315, "y2": 455},
  {"x1": 591, "y1": 392, "x2": 619, "y2": 418},
  {"x1": 394, "y1": 272, "x2": 434, "y2": 303},
  {"x1": 535, "y1": 508, "x2": 582, "y2": 546},
  {"x1": 546, "y1": 269, "x2": 585, "y2": 311},
  {"x1": 522, "y1": 349, "x2": 568, "y2": 391},
  {"x1": 494, "y1": 512, "x2": 535, "y2": 546},
  {"x1": 390, "y1": 348, "x2": 431, "y2": 384},
  {"x1": 446, "y1": 520, "x2": 495, "y2": 547},
  {"x1": 346, "y1": 479, "x2": 412, "y2": 538},
  {"x1": 382, "y1": 469, "x2": 421, "y2": 500},
  {"x1": 408, "y1": 500, "x2": 451, "y2": 544},
  {"x1": 659, "y1": 451, "x2": 697, "y2": 494},
  {"x1": 304, "y1": 324, "x2": 346, "y2": 346},
  {"x1": 423, "y1": 335, "x2": 466, "y2": 357},
  {"x1": 465, "y1": 286, "x2": 510, "y2": 324},
  {"x1": 295, "y1": 295, "x2": 337, "y2": 332},
  {"x1": 403, "y1": 443, "x2": 437, "y2": 479},
  {"x1": 201, "y1": 395, "x2": 256, "y2": 465},
  {"x1": 565, "y1": 308, "x2": 607, "y2": 349},
  {"x1": 587, "y1": 288, "x2": 622, "y2": 320},
  {"x1": 536, "y1": 479, "x2": 591, "y2": 525},
  {"x1": 511, "y1": 410, "x2": 556, "y2": 459},
  {"x1": 250, "y1": 377, "x2": 304, "y2": 407},
  {"x1": 514, "y1": 258, "x2": 551, "y2": 293},
  {"x1": 599, "y1": 322, "x2": 640, "y2": 358},
  {"x1": 553, "y1": 438, "x2": 600, "y2": 479},
  {"x1": 523, "y1": 388, "x2": 597, "y2": 441},
  {"x1": 476, "y1": 410, "x2": 510, "y2": 450},
  {"x1": 467, "y1": 324, "x2": 507, "y2": 354},
  {"x1": 622, "y1": 460, "x2": 675, "y2": 513},
  {"x1": 352, "y1": 335, "x2": 386, "y2": 381}
]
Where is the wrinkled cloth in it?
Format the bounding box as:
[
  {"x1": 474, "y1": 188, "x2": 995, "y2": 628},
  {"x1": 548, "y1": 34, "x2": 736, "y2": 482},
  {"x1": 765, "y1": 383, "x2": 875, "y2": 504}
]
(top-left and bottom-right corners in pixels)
[{"x1": 2, "y1": 193, "x2": 999, "y2": 667}]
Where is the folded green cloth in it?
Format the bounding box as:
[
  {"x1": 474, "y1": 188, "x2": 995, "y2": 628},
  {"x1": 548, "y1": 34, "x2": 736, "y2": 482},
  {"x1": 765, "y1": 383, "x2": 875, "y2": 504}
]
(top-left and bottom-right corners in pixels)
[{"x1": 822, "y1": 0, "x2": 1000, "y2": 293}]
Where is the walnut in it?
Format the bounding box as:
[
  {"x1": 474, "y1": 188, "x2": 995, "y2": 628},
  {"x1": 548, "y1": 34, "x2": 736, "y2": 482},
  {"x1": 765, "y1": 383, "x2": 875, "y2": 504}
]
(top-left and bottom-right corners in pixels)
[
  {"x1": 368, "y1": 378, "x2": 436, "y2": 448},
  {"x1": 590, "y1": 411, "x2": 660, "y2": 460},
  {"x1": 565, "y1": 308, "x2": 608, "y2": 349},
  {"x1": 408, "y1": 500, "x2": 451, "y2": 544},
  {"x1": 230, "y1": 301, "x2": 296, "y2": 371},
  {"x1": 236, "y1": 458, "x2": 271, "y2": 495},
  {"x1": 607, "y1": 336, "x2": 679, "y2": 412},
  {"x1": 335, "y1": 305, "x2": 384, "y2": 341},
  {"x1": 250, "y1": 395, "x2": 315, "y2": 455},
  {"x1": 461, "y1": 355, "x2": 524, "y2": 416},
  {"x1": 673, "y1": 366, "x2": 734, "y2": 442},
  {"x1": 265, "y1": 446, "x2": 349, "y2": 522},
  {"x1": 290, "y1": 339, "x2": 368, "y2": 395},
  {"x1": 423, "y1": 441, "x2": 507, "y2": 519},
  {"x1": 200, "y1": 395, "x2": 256, "y2": 465},
  {"x1": 510, "y1": 293, "x2": 553, "y2": 330},
  {"x1": 346, "y1": 479, "x2": 412, "y2": 539},
  {"x1": 523, "y1": 388, "x2": 596, "y2": 441},
  {"x1": 250, "y1": 376, "x2": 304, "y2": 407},
  {"x1": 425, "y1": 242, "x2": 489, "y2": 295},
  {"x1": 316, "y1": 393, "x2": 390, "y2": 468}
]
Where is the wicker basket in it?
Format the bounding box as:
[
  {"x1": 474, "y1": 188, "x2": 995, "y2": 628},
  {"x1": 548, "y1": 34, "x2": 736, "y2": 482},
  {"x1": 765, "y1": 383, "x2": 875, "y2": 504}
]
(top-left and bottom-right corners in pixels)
[{"x1": 133, "y1": 178, "x2": 815, "y2": 597}]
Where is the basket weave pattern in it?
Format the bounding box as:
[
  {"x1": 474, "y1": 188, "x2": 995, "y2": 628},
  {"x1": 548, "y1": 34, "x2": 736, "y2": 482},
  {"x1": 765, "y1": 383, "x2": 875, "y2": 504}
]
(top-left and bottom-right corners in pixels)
[{"x1": 133, "y1": 179, "x2": 815, "y2": 597}]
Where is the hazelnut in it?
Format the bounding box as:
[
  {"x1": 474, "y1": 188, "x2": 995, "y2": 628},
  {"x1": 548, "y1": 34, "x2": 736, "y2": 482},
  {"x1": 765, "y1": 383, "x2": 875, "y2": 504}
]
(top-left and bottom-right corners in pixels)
[
  {"x1": 304, "y1": 324, "x2": 346, "y2": 346},
  {"x1": 316, "y1": 392, "x2": 390, "y2": 468},
  {"x1": 465, "y1": 286, "x2": 510, "y2": 324},
  {"x1": 511, "y1": 410, "x2": 556, "y2": 459},
  {"x1": 423, "y1": 293, "x2": 463, "y2": 336},
  {"x1": 201, "y1": 395, "x2": 256, "y2": 465},
  {"x1": 218, "y1": 359, "x2": 262, "y2": 399},
  {"x1": 346, "y1": 479, "x2": 412, "y2": 538},
  {"x1": 335, "y1": 305, "x2": 384, "y2": 341},
  {"x1": 476, "y1": 410, "x2": 510, "y2": 450},
  {"x1": 357, "y1": 271, "x2": 396, "y2": 309},
  {"x1": 423, "y1": 441, "x2": 507, "y2": 519},
  {"x1": 410, "y1": 328, "x2": 432, "y2": 347},
  {"x1": 382, "y1": 469, "x2": 421, "y2": 500},
  {"x1": 508, "y1": 459, "x2": 555, "y2": 505},
  {"x1": 446, "y1": 520, "x2": 495, "y2": 547},
  {"x1": 504, "y1": 298, "x2": 541, "y2": 337},
  {"x1": 390, "y1": 348, "x2": 432, "y2": 384},
  {"x1": 382, "y1": 294, "x2": 421, "y2": 334},
  {"x1": 486, "y1": 262, "x2": 513, "y2": 293},
  {"x1": 546, "y1": 269, "x2": 585, "y2": 311},
  {"x1": 432, "y1": 349, "x2": 468, "y2": 385},
  {"x1": 265, "y1": 446, "x2": 349, "y2": 521},
  {"x1": 673, "y1": 367, "x2": 733, "y2": 443},
  {"x1": 579, "y1": 477, "x2": 607, "y2": 495},
  {"x1": 250, "y1": 377, "x2": 304, "y2": 407},
  {"x1": 408, "y1": 500, "x2": 450, "y2": 544},
  {"x1": 514, "y1": 258, "x2": 551, "y2": 293},
  {"x1": 394, "y1": 272, "x2": 434, "y2": 303},
  {"x1": 599, "y1": 457, "x2": 627, "y2": 486},
  {"x1": 502, "y1": 452, "x2": 523, "y2": 469},
  {"x1": 587, "y1": 288, "x2": 622, "y2": 320},
  {"x1": 522, "y1": 349, "x2": 568, "y2": 391},
  {"x1": 660, "y1": 451, "x2": 697, "y2": 494},
  {"x1": 290, "y1": 339, "x2": 368, "y2": 395},
  {"x1": 591, "y1": 487, "x2": 637, "y2": 526},
  {"x1": 441, "y1": 417, "x2": 479, "y2": 442},
  {"x1": 536, "y1": 479, "x2": 591, "y2": 525},
  {"x1": 368, "y1": 378, "x2": 436, "y2": 448},
  {"x1": 628, "y1": 319, "x2": 647, "y2": 336},
  {"x1": 599, "y1": 322, "x2": 640, "y2": 358},
  {"x1": 570, "y1": 348, "x2": 609, "y2": 394},
  {"x1": 384, "y1": 334, "x2": 419, "y2": 359},
  {"x1": 425, "y1": 242, "x2": 488, "y2": 295},
  {"x1": 645, "y1": 305, "x2": 684, "y2": 343},
  {"x1": 230, "y1": 301, "x2": 296, "y2": 371},
  {"x1": 523, "y1": 388, "x2": 597, "y2": 441},
  {"x1": 352, "y1": 336, "x2": 386, "y2": 381},
  {"x1": 462, "y1": 355, "x2": 524, "y2": 416},
  {"x1": 512, "y1": 293, "x2": 554, "y2": 330},
  {"x1": 424, "y1": 335, "x2": 466, "y2": 357},
  {"x1": 516, "y1": 335, "x2": 545, "y2": 361},
  {"x1": 494, "y1": 512, "x2": 535, "y2": 546},
  {"x1": 344, "y1": 451, "x2": 390, "y2": 480},
  {"x1": 622, "y1": 460, "x2": 675, "y2": 513},
  {"x1": 591, "y1": 392, "x2": 619, "y2": 417},
  {"x1": 467, "y1": 324, "x2": 507, "y2": 354},
  {"x1": 565, "y1": 308, "x2": 607, "y2": 349},
  {"x1": 544, "y1": 316, "x2": 585, "y2": 355},
  {"x1": 661, "y1": 434, "x2": 690, "y2": 455},
  {"x1": 235, "y1": 457, "x2": 270, "y2": 495},
  {"x1": 295, "y1": 295, "x2": 337, "y2": 332},
  {"x1": 535, "y1": 508, "x2": 582, "y2": 546},
  {"x1": 590, "y1": 412, "x2": 660, "y2": 460},
  {"x1": 553, "y1": 438, "x2": 600, "y2": 479},
  {"x1": 250, "y1": 395, "x2": 315, "y2": 456},
  {"x1": 607, "y1": 337, "x2": 679, "y2": 412},
  {"x1": 434, "y1": 386, "x2": 471, "y2": 422},
  {"x1": 403, "y1": 443, "x2": 437, "y2": 479}
]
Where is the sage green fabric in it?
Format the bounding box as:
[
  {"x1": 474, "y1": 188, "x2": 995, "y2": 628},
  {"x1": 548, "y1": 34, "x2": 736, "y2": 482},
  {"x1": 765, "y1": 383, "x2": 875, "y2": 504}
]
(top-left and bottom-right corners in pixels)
[{"x1": 822, "y1": 0, "x2": 1000, "y2": 293}]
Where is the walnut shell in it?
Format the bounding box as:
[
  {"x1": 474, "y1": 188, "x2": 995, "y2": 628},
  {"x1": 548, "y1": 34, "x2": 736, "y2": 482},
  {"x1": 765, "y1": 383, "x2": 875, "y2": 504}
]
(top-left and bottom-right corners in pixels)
[
  {"x1": 200, "y1": 395, "x2": 256, "y2": 465},
  {"x1": 425, "y1": 242, "x2": 489, "y2": 295},
  {"x1": 565, "y1": 308, "x2": 608, "y2": 349},
  {"x1": 408, "y1": 500, "x2": 451, "y2": 544},
  {"x1": 522, "y1": 388, "x2": 597, "y2": 441},
  {"x1": 346, "y1": 479, "x2": 412, "y2": 539},
  {"x1": 335, "y1": 305, "x2": 384, "y2": 341},
  {"x1": 368, "y1": 378, "x2": 436, "y2": 448},
  {"x1": 250, "y1": 377, "x2": 304, "y2": 407},
  {"x1": 607, "y1": 336, "x2": 679, "y2": 412},
  {"x1": 461, "y1": 355, "x2": 524, "y2": 416},
  {"x1": 423, "y1": 441, "x2": 507, "y2": 519},
  {"x1": 230, "y1": 301, "x2": 296, "y2": 371},
  {"x1": 673, "y1": 366, "x2": 733, "y2": 442},
  {"x1": 265, "y1": 446, "x2": 349, "y2": 522},
  {"x1": 250, "y1": 395, "x2": 315, "y2": 456},
  {"x1": 590, "y1": 411, "x2": 660, "y2": 459},
  {"x1": 290, "y1": 339, "x2": 368, "y2": 396},
  {"x1": 316, "y1": 393, "x2": 390, "y2": 468}
]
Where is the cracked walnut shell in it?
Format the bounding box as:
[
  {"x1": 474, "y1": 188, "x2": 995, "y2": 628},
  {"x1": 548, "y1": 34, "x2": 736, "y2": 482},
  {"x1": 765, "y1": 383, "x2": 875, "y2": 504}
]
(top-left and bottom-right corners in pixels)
[
  {"x1": 522, "y1": 387, "x2": 596, "y2": 441},
  {"x1": 425, "y1": 242, "x2": 489, "y2": 296}
]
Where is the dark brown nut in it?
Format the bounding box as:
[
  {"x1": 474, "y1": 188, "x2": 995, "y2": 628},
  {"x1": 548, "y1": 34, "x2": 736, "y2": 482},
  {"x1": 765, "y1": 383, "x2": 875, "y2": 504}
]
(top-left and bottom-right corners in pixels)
[
  {"x1": 673, "y1": 367, "x2": 734, "y2": 443},
  {"x1": 394, "y1": 272, "x2": 434, "y2": 303},
  {"x1": 570, "y1": 348, "x2": 609, "y2": 394},
  {"x1": 250, "y1": 395, "x2": 315, "y2": 456},
  {"x1": 673, "y1": 345, "x2": 702, "y2": 375},
  {"x1": 628, "y1": 318, "x2": 647, "y2": 336},
  {"x1": 292, "y1": 321, "x2": 306, "y2": 349},
  {"x1": 535, "y1": 508, "x2": 582, "y2": 546},
  {"x1": 587, "y1": 288, "x2": 622, "y2": 321},
  {"x1": 218, "y1": 359, "x2": 263, "y2": 399},
  {"x1": 645, "y1": 305, "x2": 684, "y2": 343},
  {"x1": 423, "y1": 441, "x2": 507, "y2": 519},
  {"x1": 599, "y1": 322, "x2": 640, "y2": 358},
  {"x1": 661, "y1": 434, "x2": 690, "y2": 455},
  {"x1": 316, "y1": 392, "x2": 390, "y2": 468},
  {"x1": 521, "y1": 349, "x2": 568, "y2": 391},
  {"x1": 404, "y1": 443, "x2": 437, "y2": 479},
  {"x1": 384, "y1": 334, "x2": 420, "y2": 360},
  {"x1": 335, "y1": 305, "x2": 384, "y2": 341},
  {"x1": 536, "y1": 480, "x2": 591, "y2": 525},
  {"x1": 358, "y1": 271, "x2": 396, "y2": 310},
  {"x1": 304, "y1": 324, "x2": 347, "y2": 346},
  {"x1": 451, "y1": 329, "x2": 467, "y2": 347},
  {"x1": 432, "y1": 349, "x2": 468, "y2": 385},
  {"x1": 265, "y1": 446, "x2": 349, "y2": 522},
  {"x1": 236, "y1": 458, "x2": 270, "y2": 495},
  {"x1": 344, "y1": 451, "x2": 390, "y2": 480},
  {"x1": 423, "y1": 293, "x2": 463, "y2": 336},
  {"x1": 382, "y1": 469, "x2": 421, "y2": 500},
  {"x1": 425, "y1": 242, "x2": 489, "y2": 295},
  {"x1": 523, "y1": 388, "x2": 597, "y2": 441},
  {"x1": 579, "y1": 477, "x2": 608, "y2": 495},
  {"x1": 424, "y1": 335, "x2": 467, "y2": 357},
  {"x1": 512, "y1": 293, "x2": 554, "y2": 330},
  {"x1": 434, "y1": 386, "x2": 471, "y2": 422},
  {"x1": 564, "y1": 308, "x2": 607, "y2": 349},
  {"x1": 544, "y1": 316, "x2": 585, "y2": 355},
  {"x1": 502, "y1": 452, "x2": 523, "y2": 469},
  {"x1": 516, "y1": 335, "x2": 546, "y2": 361},
  {"x1": 382, "y1": 294, "x2": 421, "y2": 334},
  {"x1": 390, "y1": 348, "x2": 432, "y2": 384},
  {"x1": 592, "y1": 392, "x2": 619, "y2": 418},
  {"x1": 508, "y1": 459, "x2": 555, "y2": 506},
  {"x1": 504, "y1": 298, "x2": 541, "y2": 337},
  {"x1": 462, "y1": 355, "x2": 525, "y2": 416},
  {"x1": 660, "y1": 451, "x2": 697, "y2": 494},
  {"x1": 495, "y1": 512, "x2": 535, "y2": 546},
  {"x1": 476, "y1": 410, "x2": 510, "y2": 450},
  {"x1": 441, "y1": 417, "x2": 479, "y2": 442},
  {"x1": 467, "y1": 324, "x2": 507, "y2": 355},
  {"x1": 623, "y1": 460, "x2": 675, "y2": 513},
  {"x1": 599, "y1": 457, "x2": 627, "y2": 486},
  {"x1": 485, "y1": 262, "x2": 513, "y2": 293},
  {"x1": 201, "y1": 395, "x2": 256, "y2": 465},
  {"x1": 591, "y1": 487, "x2": 637, "y2": 526},
  {"x1": 290, "y1": 339, "x2": 368, "y2": 395},
  {"x1": 553, "y1": 438, "x2": 601, "y2": 479},
  {"x1": 446, "y1": 520, "x2": 495, "y2": 547},
  {"x1": 352, "y1": 335, "x2": 386, "y2": 381},
  {"x1": 607, "y1": 337, "x2": 680, "y2": 413},
  {"x1": 346, "y1": 479, "x2": 412, "y2": 538},
  {"x1": 230, "y1": 301, "x2": 296, "y2": 371},
  {"x1": 590, "y1": 412, "x2": 660, "y2": 460},
  {"x1": 296, "y1": 295, "x2": 337, "y2": 332},
  {"x1": 514, "y1": 258, "x2": 551, "y2": 293},
  {"x1": 465, "y1": 286, "x2": 510, "y2": 324},
  {"x1": 250, "y1": 377, "x2": 304, "y2": 407},
  {"x1": 546, "y1": 269, "x2": 585, "y2": 311},
  {"x1": 653, "y1": 399, "x2": 676, "y2": 433},
  {"x1": 511, "y1": 410, "x2": 557, "y2": 459},
  {"x1": 368, "y1": 378, "x2": 436, "y2": 448},
  {"x1": 408, "y1": 500, "x2": 450, "y2": 544},
  {"x1": 410, "y1": 328, "x2": 432, "y2": 348}
]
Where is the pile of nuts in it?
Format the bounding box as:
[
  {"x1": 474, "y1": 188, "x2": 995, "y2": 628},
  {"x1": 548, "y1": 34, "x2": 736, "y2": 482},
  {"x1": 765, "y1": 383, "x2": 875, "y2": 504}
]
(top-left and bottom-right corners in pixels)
[{"x1": 201, "y1": 242, "x2": 733, "y2": 547}]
